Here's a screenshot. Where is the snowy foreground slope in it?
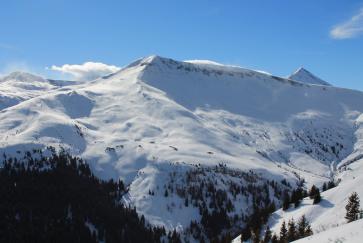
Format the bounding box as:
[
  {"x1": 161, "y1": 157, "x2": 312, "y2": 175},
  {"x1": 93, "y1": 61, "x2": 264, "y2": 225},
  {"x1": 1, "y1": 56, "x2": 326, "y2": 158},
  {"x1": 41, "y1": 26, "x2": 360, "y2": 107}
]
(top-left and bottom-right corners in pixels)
[
  {"x1": 259, "y1": 157, "x2": 363, "y2": 238},
  {"x1": 233, "y1": 219, "x2": 363, "y2": 243},
  {"x1": 1, "y1": 56, "x2": 363, "y2": 241},
  {"x1": 294, "y1": 219, "x2": 363, "y2": 243},
  {"x1": 232, "y1": 111, "x2": 363, "y2": 241}
]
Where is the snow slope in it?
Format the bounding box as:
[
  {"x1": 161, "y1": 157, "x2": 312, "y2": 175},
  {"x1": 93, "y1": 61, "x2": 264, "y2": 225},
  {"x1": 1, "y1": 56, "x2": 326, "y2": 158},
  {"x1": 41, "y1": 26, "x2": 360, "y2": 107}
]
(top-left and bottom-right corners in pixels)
[
  {"x1": 239, "y1": 113, "x2": 363, "y2": 241},
  {"x1": 267, "y1": 159, "x2": 363, "y2": 231},
  {"x1": 288, "y1": 67, "x2": 331, "y2": 86},
  {"x1": 1, "y1": 56, "x2": 363, "y2": 239},
  {"x1": 233, "y1": 120, "x2": 363, "y2": 241},
  {"x1": 251, "y1": 146, "x2": 363, "y2": 241},
  {"x1": 294, "y1": 219, "x2": 363, "y2": 243},
  {"x1": 0, "y1": 71, "x2": 75, "y2": 110}
]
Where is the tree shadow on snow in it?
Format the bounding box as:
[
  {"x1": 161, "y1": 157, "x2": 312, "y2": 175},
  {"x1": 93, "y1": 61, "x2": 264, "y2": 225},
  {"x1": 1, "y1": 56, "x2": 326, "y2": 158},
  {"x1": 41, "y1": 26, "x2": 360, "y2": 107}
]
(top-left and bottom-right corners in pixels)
[{"x1": 319, "y1": 198, "x2": 334, "y2": 208}]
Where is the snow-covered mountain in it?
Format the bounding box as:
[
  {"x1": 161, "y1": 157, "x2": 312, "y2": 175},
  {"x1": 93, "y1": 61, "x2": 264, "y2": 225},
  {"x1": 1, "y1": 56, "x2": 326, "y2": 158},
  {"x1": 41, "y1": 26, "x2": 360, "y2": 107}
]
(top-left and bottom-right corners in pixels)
[
  {"x1": 0, "y1": 71, "x2": 75, "y2": 110},
  {"x1": 1, "y1": 56, "x2": 363, "y2": 241},
  {"x1": 288, "y1": 67, "x2": 331, "y2": 86}
]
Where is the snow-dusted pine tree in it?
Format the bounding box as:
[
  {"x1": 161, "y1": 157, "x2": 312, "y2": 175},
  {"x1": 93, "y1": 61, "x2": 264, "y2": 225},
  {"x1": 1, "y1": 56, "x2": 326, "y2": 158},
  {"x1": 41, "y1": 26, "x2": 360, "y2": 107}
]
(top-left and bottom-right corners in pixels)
[{"x1": 345, "y1": 192, "x2": 360, "y2": 223}]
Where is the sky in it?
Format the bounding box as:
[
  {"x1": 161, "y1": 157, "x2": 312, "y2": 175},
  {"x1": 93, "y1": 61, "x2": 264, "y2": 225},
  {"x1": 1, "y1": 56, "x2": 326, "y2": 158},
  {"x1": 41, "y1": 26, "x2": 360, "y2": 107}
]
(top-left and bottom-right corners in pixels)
[{"x1": 0, "y1": 0, "x2": 362, "y2": 89}]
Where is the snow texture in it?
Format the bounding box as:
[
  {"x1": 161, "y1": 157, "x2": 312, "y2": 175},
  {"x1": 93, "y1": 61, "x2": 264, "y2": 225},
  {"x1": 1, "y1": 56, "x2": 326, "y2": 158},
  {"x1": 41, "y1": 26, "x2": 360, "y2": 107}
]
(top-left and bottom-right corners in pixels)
[{"x1": 1, "y1": 56, "x2": 363, "y2": 239}]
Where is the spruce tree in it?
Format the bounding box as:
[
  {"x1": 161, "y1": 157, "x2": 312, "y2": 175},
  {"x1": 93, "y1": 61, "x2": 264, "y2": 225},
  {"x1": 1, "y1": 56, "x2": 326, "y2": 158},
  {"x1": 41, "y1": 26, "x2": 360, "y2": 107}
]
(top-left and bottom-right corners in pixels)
[
  {"x1": 322, "y1": 182, "x2": 327, "y2": 192},
  {"x1": 309, "y1": 185, "x2": 318, "y2": 199},
  {"x1": 184, "y1": 197, "x2": 188, "y2": 207},
  {"x1": 305, "y1": 224, "x2": 313, "y2": 237},
  {"x1": 309, "y1": 185, "x2": 321, "y2": 204},
  {"x1": 291, "y1": 187, "x2": 303, "y2": 208},
  {"x1": 313, "y1": 189, "x2": 321, "y2": 204},
  {"x1": 297, "y1": 215, "x2": 312, "y2": 238},
  {"x1": 282, "y1": 192, "x2": 290, "y2": 211},
  {"x1": 287, "y1": 219, "x2": 297, "y2": 242},
  {"x1": 250, "y1": 229, "x2": 260, "y2": 243},
  {"x1": 263, "y1": 226, "x2": 272, "y2": 243},
  {"x1": 279, "y1": 221, "x2": 287, "y2": 243},
  {"x1": 297, "y1": 215, "x2": 307, "y2": 238},
  {"x1": 345, "y1": 192, "x2": 360, "y2": 223},
  {"x1": 327, "y1": 180, "x2": 335, "y2": 189},
  {"x1": 271, "y1": 234, "x2": 278, "y2": 243}
]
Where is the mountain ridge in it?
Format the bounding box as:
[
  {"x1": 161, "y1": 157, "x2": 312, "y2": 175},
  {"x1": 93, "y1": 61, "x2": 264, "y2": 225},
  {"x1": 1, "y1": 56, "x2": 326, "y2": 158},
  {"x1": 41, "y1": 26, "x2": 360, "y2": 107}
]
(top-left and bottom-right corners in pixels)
[{"x1": 1, "y1": 55, "x2": 363, "y2": 242}]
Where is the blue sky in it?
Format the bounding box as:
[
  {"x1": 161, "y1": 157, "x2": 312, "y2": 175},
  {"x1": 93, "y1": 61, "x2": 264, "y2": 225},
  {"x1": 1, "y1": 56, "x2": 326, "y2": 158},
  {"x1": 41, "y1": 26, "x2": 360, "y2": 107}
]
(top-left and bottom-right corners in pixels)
[{"x1": 0, "y1": 0, "x2": 362, "y2": 89}]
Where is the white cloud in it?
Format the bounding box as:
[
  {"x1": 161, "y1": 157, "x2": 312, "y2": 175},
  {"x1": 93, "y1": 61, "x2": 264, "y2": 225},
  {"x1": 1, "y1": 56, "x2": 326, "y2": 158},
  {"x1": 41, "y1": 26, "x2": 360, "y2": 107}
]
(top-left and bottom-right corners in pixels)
[
  {"x1": 50, "y1": 62, "x2": 120, "y2": 81},
  {"x1": 330, "y1": 8, "x2": 363, "y2": 39}
]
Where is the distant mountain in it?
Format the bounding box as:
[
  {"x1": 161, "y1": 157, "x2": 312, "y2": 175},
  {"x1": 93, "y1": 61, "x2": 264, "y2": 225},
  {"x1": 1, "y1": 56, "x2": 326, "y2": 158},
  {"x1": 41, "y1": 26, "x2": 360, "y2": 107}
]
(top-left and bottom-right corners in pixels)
[
  {"x1": 0, "y1": 71, "x2": 76, "y2": 110},
  {"x1": 1, "y1": 56, "x2": 363, "y2": 242},
  {"x1": 0, "y1": 71, "x2": 48, "y2": 83},
  {"x1": 288, "y1": 67, "x2": 331, "y2": 86}
]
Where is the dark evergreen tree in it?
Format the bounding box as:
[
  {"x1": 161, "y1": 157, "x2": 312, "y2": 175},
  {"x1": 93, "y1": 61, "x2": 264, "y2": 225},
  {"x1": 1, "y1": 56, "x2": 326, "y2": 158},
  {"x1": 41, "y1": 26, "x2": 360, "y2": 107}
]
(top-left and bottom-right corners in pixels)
[
  {"x1": 304, "y1": 223, "x2": 313, "y2": 237},
  {"x1": 271, "y1": 234, "x2": 279, "y2": 243},
  {"x1": 279, "y1": 221, "x2": 287, "y2": 243},
  {"x1": 291, "y1": 187, "x2": 304, "y2": 208},
  {"x1": 313, "y1": 189, "x2": 321, "y2": 204},
  {"x1": 250, "y1": 229, "x2": 260, "y2": 243},
  {"x1": 240, "y1": 234, "x2": 244, "y2": 243},
  {"x1": 345, "y1": 192, "x2": 360, "y2": 223},
  {"x1": 309, "y1": 185, "x2": 318, "y2": 199},
  {"x1": 282, "y1": 192, "x2": 290, "y2": 211},
  {"x1": 327, "y1": 180, "x2": 336, "y2": 189},
  {"x1": 308, "y1": 185, "x2": 321, "y2": 204},
  {"x1": 287, "y1": 219, "x2": 297, "y2": 242},
  {"x1": 322, "y1": 182, "x2": 327, "y2": 192},
  {"x1": 263, "y1": 226, "x2": 272, "y2": 243},
  {"x1": 168, "y1": 229, "x2": 181, "y2": 243},
  {"x1": 297, "y1": 215, "x2": 312, "y2": 238},
  {"x1": 184, "y1": 197, "x2": 189, "y2": 207}
]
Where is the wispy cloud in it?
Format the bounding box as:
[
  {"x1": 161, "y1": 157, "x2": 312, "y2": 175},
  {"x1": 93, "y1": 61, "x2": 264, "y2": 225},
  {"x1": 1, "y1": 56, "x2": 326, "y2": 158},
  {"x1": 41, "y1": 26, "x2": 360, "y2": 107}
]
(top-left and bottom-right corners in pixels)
[
  {"x1": 49, "y1": 62, "x2": 120, "y2": 81},
  {"x1": 330, "y1": 8, "x2": 363, "y2": 39}
]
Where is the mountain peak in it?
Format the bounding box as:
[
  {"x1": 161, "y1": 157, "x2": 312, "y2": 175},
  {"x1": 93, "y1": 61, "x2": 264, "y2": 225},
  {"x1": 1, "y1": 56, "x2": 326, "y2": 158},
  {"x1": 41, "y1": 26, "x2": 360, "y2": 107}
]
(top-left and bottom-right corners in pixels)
[
  {"x1": 288, "y1": 67, "x2": 331, "y2": 86},
  {"x1": 1, "y1": 71, "x2": 47, "y2": 83},
  {"x1": 296, "y1": 67, "x2": 308, "y2": 73}
]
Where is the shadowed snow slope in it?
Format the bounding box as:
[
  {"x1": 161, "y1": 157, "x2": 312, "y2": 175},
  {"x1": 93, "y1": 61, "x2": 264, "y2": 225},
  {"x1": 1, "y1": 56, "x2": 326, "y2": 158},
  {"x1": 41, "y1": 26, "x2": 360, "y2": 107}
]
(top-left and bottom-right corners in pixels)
[{"x1": 1, "y1": 56, "x2": 363, "y2": 236}]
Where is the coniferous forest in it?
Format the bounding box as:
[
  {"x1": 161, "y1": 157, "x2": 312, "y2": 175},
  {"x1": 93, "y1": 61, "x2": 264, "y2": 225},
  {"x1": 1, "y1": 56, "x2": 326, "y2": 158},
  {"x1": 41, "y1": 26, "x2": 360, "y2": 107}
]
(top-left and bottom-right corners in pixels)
[{"x1": 0, "y1": 149, "x2": 180, "y2": 243}]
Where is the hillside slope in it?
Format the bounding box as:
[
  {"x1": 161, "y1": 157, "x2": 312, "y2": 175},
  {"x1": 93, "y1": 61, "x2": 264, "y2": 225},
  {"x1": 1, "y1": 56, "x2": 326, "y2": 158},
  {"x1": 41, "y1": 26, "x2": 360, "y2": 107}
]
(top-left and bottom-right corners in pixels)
[
  {"x1": 294, "y1": 219, "x2": 363, "y2": 243},
  {"x1": 267, "y1": 157, "x2": 363, "y2": 232},
  {"x1": 1, "y1": 56, "x2": 363, "y2": 241}
]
